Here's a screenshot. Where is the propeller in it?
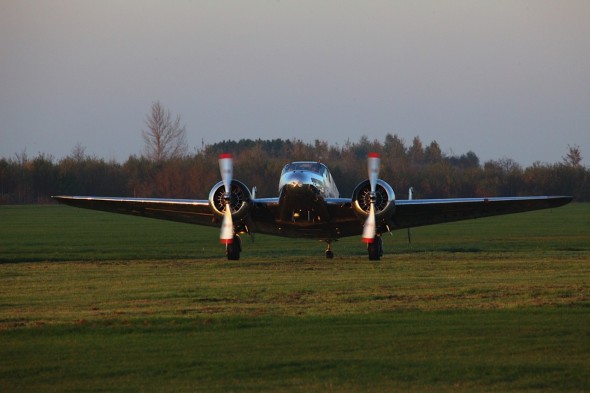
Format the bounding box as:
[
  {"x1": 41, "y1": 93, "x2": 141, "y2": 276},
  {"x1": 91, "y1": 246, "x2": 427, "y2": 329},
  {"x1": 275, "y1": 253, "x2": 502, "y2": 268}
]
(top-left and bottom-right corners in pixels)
[
  {"x1": 219, "y1": 153, "x2": 234, "y2": 244},
  {"x1": 362, "y1": 152, "x2": 380, "y2": 243}
]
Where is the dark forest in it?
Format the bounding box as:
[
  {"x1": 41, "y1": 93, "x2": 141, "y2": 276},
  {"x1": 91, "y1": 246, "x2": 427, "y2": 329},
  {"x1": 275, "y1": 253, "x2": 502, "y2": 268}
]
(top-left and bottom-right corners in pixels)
[{"x1": 1, "y1": 135, "x2": 588, "y2": 204}]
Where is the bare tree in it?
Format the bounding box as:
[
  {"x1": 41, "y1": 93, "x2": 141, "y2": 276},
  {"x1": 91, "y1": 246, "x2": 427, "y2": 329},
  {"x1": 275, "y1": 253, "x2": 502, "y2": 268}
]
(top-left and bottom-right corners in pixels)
[
  {"x1": 70, "y1": 142, "x2": 87, "y2": 162},
  {"x1": 562, "y1": 144, "x2": 583, "y2": 167},
  {"x1": 142, "y1": 101, "x2": 187, "y2": 162}
]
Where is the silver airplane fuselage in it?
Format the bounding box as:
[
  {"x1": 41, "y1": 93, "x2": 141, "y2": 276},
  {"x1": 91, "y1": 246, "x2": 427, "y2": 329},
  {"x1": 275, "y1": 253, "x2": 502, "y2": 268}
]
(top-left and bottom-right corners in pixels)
[{"x1": 275, "y1": 162, "x2": 340, "y2": 230}]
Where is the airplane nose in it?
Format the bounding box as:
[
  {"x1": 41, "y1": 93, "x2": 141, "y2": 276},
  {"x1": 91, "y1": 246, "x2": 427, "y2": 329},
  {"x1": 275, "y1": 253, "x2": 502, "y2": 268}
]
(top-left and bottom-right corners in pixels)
[
  {"x1": 284, "y1": 172, "x2": 306, "y2": 188},
  {"x1": 280, "y1": 171, "x2": 322, "y2": 198}
]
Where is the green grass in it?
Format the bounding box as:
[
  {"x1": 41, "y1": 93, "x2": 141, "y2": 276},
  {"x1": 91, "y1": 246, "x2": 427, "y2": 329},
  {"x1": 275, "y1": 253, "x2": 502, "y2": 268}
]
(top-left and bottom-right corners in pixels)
[
  {"x1": 2, "y1": 311, "x2": 589, "y2": 392},
  {"x1": 1, "y1": 203, "x2": 589, "y2": 392}
]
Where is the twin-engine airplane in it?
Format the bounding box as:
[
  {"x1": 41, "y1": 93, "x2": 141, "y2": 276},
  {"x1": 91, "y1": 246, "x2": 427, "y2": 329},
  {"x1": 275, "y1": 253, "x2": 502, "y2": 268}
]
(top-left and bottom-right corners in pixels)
[{"x1": 53, "y1": 153, "x2": 572, "y2": 260}]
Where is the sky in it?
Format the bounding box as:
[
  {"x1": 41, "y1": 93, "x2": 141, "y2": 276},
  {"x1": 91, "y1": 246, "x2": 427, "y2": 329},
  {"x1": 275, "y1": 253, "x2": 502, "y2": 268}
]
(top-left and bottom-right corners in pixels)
[{"x1": 1, "y1": 1, "x2": 589, "y2": 167}]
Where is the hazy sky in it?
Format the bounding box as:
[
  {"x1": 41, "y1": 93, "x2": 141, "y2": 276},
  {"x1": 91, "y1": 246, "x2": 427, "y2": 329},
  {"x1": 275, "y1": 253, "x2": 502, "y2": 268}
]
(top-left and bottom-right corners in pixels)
[{"x1": 1, "y1": 1, "x2": 589, "y2": 166}]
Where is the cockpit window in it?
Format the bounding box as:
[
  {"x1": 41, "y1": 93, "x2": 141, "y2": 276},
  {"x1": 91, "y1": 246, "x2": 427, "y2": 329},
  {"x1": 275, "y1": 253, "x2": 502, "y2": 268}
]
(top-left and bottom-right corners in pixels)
[{"x1": 282, "y1": 162, "x2": 323, "y2": 174}]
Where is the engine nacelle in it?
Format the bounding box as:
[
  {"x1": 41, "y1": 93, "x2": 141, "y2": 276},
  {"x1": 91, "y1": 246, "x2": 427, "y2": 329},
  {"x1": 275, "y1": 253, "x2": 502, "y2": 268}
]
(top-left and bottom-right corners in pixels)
[
  {"x1": 352, "y1": 179, "x2": 396, "y2": 219},
  {"x1": 208, "y1": 180, "x2": 252, "y2": 220}
]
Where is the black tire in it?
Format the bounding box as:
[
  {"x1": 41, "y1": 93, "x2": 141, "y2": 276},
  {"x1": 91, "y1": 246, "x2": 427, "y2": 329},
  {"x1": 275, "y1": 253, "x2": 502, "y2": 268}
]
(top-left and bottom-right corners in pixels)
[
  {"x1": 226, "y1": 235, "x2": 241, "y2": 260},
  {"x1": 367, "y1": 236, "x2": 382, "y2": 261}
]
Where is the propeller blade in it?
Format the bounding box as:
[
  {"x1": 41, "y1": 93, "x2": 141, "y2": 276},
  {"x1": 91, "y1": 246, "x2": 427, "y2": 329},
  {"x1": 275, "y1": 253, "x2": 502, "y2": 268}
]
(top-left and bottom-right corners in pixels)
[
  {"x1": 219, "y1": 153, "x2": 233, "y2": 195},
  {"x1": 363, "y1": 153, "x2": 380, "y2": 243},
  {"x1": 220, "y1": 207, "x2": 234, "y2": 244},
  {"x1": 368, "y1": 152, "x2": 380, "y2": 193},
  {"x1": 362, "y1": 202, "x2": 376, "y2": 243},
  {"x1": 219, "y1": 153, "x2": 234, "y2": 244}
]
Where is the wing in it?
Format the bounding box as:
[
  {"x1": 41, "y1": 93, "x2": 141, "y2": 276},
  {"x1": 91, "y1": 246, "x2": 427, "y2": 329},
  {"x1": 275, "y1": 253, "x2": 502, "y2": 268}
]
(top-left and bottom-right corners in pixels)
[
  {"x1": 390, "y1": 196, "x2": 573, "y2": 230},
  {"x1": 52, "y1": 195, "x2": 285, "y2": 230},
  {"x1": 52, "y1": 196, "x2": 216, "y2": 227},
  {"x1": 53, "y1": 195, "x2": 573, "y2": 238}
]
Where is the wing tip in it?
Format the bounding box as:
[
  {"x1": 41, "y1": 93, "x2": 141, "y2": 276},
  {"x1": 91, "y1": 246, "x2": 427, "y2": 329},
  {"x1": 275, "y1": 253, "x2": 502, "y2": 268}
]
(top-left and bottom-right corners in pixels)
[{"x1": 552, "y1": 195, "x2": 574, "y2": 206}]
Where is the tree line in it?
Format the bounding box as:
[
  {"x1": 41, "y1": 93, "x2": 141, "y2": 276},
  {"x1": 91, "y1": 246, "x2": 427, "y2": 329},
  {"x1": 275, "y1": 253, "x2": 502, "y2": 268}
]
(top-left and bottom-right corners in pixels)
[{"x1": 1, "y1": 135, "x2": 588, "y2": 204}]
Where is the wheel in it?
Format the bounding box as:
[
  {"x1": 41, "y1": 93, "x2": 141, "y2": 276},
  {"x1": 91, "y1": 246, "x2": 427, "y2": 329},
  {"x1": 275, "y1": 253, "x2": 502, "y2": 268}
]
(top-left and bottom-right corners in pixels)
[
  {"x1": 367, "y1": 236, "x2": 383, "y2": 261},
  {"x1": 226, "y1": 235, "x2": 241, "y2": 260},
  {"x1": 324, "y1": 240, "x2": 334, "y2": 259}
]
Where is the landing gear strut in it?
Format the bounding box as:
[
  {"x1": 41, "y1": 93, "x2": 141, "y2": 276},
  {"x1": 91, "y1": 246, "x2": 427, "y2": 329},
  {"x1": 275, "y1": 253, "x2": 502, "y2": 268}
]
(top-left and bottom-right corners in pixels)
[
  {"x1": 367, "y1": 236, "x2": 383, "y2": 261},
  {"x1": 325, "y1": 241, "x2": 334, "y2": 259},
  {"x1": 226, "y1": 235, "x2": 241, "y2": 260}
]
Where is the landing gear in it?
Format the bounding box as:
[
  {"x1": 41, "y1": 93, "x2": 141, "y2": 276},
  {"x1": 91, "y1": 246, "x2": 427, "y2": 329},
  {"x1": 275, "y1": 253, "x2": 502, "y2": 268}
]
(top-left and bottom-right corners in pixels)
[
  {"x1": 226, "y1": 235, "x2": 241, "y2": 260},
  {"x1": 325, "y1": 241, "x2": 334, "y2": 259},
  {"x1": 367, "y1": 236, "x2": 383, "y2": 261}
]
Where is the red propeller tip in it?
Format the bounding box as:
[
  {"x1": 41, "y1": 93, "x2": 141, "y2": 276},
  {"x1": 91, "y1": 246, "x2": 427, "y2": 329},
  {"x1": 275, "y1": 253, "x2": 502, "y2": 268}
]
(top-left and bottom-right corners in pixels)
[
  {"x1": 219, "y1": 153, "x2": 233, "y2": 159},
  {"x1": 368, "y1": 152, "x2": 380, "y2": 158},
  {"x1": 362, "y1": 237, "x2": 375, "y2": 244},
  {"x1": 220, "y1": 238, "x2": 233, "y2": 245}
]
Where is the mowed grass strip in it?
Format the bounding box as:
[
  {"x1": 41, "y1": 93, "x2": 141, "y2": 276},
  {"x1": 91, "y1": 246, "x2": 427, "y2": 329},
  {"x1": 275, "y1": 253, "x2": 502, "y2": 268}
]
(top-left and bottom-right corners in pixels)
[
  {"x1": 2, "y1": 310, "x2": 589, "y2": 393},
  {"x1": 1, "y1": 203, "x2": 589, "y2": 392},
  {"x1": 1, "y1": 256, "x2": 589, "y2": 326}
]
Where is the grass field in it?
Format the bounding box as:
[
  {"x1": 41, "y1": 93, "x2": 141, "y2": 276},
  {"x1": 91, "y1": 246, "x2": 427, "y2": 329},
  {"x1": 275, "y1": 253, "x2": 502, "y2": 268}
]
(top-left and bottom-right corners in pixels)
[{"x1": 1, "y1": 203, "x2": 589, "y2": 392}]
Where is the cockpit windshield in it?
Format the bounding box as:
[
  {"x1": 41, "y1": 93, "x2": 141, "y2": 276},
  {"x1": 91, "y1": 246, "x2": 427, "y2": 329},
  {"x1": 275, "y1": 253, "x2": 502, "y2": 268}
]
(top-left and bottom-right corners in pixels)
[{"x1": 282, "y1": 162, "x2": 324, "y2": 175}]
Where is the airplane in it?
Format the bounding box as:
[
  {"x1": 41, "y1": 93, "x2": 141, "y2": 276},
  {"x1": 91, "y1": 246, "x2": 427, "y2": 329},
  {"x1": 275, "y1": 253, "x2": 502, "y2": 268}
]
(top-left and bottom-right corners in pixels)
[{"x1": 53, "y1": 153, "x2": 572, "y2": 261}]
